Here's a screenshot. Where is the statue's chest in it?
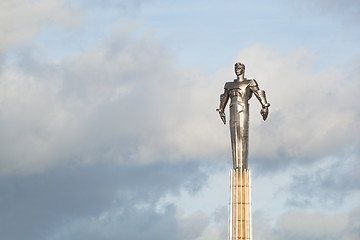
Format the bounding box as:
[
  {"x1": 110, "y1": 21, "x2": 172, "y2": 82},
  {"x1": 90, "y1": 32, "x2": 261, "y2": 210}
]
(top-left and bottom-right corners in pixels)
[{"x1": 228, "y1": 83, "x2": 251, "y2": 98}]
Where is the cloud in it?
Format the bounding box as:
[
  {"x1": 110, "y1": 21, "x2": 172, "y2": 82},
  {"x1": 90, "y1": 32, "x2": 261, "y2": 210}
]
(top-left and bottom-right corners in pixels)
[
  {"x1": 287, "y1": 0, "x2": 360, "y2": 24},
  {"x1": 232, "y1": 45, "x2": 360, "y2": 171},
  {"x1": 253, "y1": 207, "x2": 360, "y2": 240},
  {"x1": 1, "y1": 31, "x2": 360, "y2": 175},
  {"x1": 285, "y1": 154, "x2": 360, "y2": 207},
  {"x1": 275, "y1": 208, "x2": 360, "y2": 240},
  {"x1": 0, "y1": 0, "x2": 83, "y2": 54},
  {"x1": 77, "y1": 0, "x2": 146, "y2": 9},
  {"x1": 252, "y1": 211, "x2": 277, "y2": 240},
  {"x1": 177, "y1": 210, "x2": 210, "y2": 240},
  {"x1": 0, "y1": 18, "x2": 228, "y2": 174},
  {"x1": 1, "y1": 0, "x2": 359, "y2": 176},
  {"x1": 0, "y1": 161, "x2": 208, "y2": 240},
  {"x1": 48, "y1": 204, "x2": 179, "y2": 240},
  {"x1": 0, "y1": 2, "x2": 359, "y2": 240},
  {"x1": 49, "y1": 204, "x2": 216, "y2": 240}
]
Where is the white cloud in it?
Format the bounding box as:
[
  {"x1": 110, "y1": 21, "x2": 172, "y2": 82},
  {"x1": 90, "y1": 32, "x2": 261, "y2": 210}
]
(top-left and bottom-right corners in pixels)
[
  {"x1": 177, "y1": 210, "x2": 210, "y2": 240},
  {"x1": 1, "y1": 0, "x2": 359, "y2": 175},
  {"x1": 0, "y1": 18, "x2": 228, "y2": 174},
  {"x1": 1, "y1": 28, "x2": 359, "y2": 174},
  {"x1": 0, "y1": 0, "x2": 83, "y2": 54},
  {"x1": 233, "y1": 45, "x2": 360, "y2": 168},
  {"x1": 0, "y1": 2, "x2": 359, "y2": 240},
  {"x1": 193, "y1": 225, "x2": 225, "y2": 240}
]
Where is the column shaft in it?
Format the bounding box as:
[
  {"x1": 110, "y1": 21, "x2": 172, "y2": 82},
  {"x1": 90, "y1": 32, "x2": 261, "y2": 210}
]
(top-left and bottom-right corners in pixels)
[{"x1": 229, "y1": 169, "x2": 252, "y2": 240}]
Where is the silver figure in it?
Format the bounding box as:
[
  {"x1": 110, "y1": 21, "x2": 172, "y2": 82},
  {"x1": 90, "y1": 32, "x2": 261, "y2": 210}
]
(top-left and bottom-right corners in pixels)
[{"x1": 217, "y1": 63, "x2": 270, "y2": 170}]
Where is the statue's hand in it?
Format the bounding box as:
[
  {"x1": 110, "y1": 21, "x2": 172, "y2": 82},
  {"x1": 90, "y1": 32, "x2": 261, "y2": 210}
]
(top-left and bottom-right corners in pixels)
[
  {"x1": 216, "y1": 109, "x2": 226, "y2": 124},
  {"x1": 260, "y1": 107, "x2": 269, "y2": 121}
]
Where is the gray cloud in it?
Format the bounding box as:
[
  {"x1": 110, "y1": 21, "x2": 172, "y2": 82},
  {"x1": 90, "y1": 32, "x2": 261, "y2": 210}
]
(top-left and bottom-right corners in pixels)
[
  {"x1": 1, "y1": 1, "x2": 359, "y2": 240},
  {"x1": 254, "y1": 207, "x2": 360, "y2": 240},
  {"x1": 287, "y1": 0, "x2": 360, "y2": 23},
  {"x1": 48, "y1": 204, "x2": 179, "y2": 240},
  {"x1": 285, "y1": 154, "x2": 360, "y2": 207},
  {"x1": 275, "y1": 208, "x2": 360, "y2": 240},
  {"x1": 276, "y1": 210, "x2": 347, "y2": 240},
  {"x1": 0, "y1": 161, "x2": 208, "y2": 240},
  {"x1": 48, "y1": 204, "x2": 215, "y2": 240}
]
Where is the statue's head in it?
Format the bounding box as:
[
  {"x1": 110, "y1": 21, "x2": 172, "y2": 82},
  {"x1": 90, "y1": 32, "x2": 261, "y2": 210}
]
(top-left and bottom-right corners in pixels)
[{"x1": 234, "y1": 62, "x2": 245, "y2": 76}]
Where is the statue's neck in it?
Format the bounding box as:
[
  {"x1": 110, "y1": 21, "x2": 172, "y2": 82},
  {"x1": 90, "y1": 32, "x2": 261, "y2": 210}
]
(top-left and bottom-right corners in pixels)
[{"x1": 236, "y1": 75, "x2": 245, "y2": 81}]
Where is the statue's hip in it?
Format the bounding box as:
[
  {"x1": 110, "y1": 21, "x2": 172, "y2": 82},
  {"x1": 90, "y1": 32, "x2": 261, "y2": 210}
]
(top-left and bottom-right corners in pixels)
[
  {"x1": 229, "y1": 102, "x2": 249, "y2": 117},
  {"x1": 229, "y1": 102, "x2": 249, "y2": 135}
]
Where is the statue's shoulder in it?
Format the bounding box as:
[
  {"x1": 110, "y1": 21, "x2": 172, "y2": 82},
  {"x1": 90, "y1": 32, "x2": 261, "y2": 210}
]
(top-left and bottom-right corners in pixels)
[
  {"x1": 248, "y1": 79, "x2": 258, "y2": 87},
  {"x1": 224, "y1": 81, "x2": 234, "y2": 90},
  {"x1": 225, "y1": 80, "x2": 255, "y2": 90}
]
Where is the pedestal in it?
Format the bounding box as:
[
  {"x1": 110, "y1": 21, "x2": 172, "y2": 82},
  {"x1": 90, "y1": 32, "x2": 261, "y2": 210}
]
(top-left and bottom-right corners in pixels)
[{"x1": 229, "y1": 169, "x2": 252, "y2": 240}]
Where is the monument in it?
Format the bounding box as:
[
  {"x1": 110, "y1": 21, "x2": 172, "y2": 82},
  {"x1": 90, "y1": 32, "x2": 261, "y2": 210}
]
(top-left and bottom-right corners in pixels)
[{"x1": 217, "y1": 62, "x2": 270, "y2": 240}]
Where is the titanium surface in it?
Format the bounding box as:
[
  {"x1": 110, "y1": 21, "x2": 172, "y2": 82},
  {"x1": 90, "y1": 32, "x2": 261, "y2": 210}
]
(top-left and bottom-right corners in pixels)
[{"x1": 217, "y1": 62, "x2": 270, "y2": 170}]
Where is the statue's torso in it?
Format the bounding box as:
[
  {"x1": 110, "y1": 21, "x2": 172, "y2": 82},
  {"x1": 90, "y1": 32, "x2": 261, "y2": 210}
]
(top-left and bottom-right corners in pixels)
[{"x1": 225, "y1": 80, "x2": 253, "y2": 105}]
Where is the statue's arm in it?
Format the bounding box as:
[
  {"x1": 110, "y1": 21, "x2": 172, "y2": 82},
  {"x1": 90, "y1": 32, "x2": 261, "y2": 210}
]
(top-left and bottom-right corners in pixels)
[
  {"x1": 249, "y1": 80, "x2": 270, "y2": 120},
  {"x1": 216, "y1": 88, "x2": 229, "y2": 124}
]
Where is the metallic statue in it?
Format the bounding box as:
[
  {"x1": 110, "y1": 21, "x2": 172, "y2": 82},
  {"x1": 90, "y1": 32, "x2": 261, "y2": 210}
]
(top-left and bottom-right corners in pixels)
[{"x1": 217, "y1": 62, "x2": 270, "y2": 170}]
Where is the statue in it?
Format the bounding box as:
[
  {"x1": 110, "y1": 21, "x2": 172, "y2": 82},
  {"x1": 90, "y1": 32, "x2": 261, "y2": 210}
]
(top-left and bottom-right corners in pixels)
[{"x1": 217, "y1": 62, "x2": 270, "y2": 170}]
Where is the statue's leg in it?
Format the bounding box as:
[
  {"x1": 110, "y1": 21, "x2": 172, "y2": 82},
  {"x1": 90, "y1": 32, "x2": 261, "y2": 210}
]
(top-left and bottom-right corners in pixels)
[
  {"x1": 241, "y1": 136, "x2": 248, "y2": 169},
  {"x1": 229, "y1": 123, "x2": 238, "y2": 169},
  {"x1": 230, "y1": 104, "x2": 242, "y2": 170},
  {"x1": 240, "y1": 105, "x2": 249, "y2": 170}
]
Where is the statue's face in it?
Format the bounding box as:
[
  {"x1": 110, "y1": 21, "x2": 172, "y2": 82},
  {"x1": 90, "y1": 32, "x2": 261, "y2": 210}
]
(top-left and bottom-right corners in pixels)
[{"x1": 235, "y1": 65, "x2": 244, "y2": 76}]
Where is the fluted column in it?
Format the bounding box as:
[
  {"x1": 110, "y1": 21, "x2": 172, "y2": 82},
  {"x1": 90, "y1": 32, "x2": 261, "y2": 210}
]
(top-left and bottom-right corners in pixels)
[{"x1": 229, "y1": 169, "x2": 252, "y2": 240}]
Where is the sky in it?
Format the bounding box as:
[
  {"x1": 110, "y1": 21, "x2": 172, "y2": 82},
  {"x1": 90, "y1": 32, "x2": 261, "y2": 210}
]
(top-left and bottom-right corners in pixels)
[{"x1": 0, "y1": 0, "x2": 359, "y2": 239}]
